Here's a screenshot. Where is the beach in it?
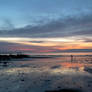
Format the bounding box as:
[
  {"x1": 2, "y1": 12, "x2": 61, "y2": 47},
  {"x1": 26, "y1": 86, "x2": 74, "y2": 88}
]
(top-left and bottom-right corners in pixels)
[{"x1": 0, "y1": 55, "x2": 92, "y2": 92}]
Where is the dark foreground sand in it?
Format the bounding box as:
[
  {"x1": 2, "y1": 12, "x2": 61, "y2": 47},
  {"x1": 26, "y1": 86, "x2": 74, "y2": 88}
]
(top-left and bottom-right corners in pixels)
[{"x1": 0, "y1": 57, "x2": 92, "y2": 92}]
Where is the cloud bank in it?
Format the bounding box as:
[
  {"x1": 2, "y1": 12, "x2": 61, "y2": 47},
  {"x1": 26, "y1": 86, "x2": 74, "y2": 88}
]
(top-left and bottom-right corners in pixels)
[{"x1": 0, "y1": 13, "x2": 92, "y2": 39}]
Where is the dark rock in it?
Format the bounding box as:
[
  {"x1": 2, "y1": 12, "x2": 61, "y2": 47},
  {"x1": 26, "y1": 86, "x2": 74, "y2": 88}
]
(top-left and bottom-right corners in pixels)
[
  {"x1": 84, "y1": 67, "x2": 92, "y2": 74},
  {"x1": 20, "y1": 79, "x2": 25, "y2": 81},
  {"x1": 45, "y1": 88, "x2": 82, "y2": 92},
  {"x1": 51, "y1": 65, "x2": 61, "y2": 69}
]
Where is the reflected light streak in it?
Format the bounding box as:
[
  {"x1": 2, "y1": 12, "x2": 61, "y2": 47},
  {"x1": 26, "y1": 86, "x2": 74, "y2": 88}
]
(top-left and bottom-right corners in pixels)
[{"x1": 60, "y1": 62, "x2": 92, "y2": 68}]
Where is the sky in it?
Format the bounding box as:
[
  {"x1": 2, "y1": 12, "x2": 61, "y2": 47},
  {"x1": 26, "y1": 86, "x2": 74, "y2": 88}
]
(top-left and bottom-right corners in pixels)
[{"x1": 0, "y1": 0, "x2": 92, "y2": 54}]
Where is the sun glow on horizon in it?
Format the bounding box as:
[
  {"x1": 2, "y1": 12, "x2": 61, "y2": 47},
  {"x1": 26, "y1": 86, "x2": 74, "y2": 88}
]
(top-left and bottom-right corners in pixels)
[{"x1": 0, "y1": 37, "x2": 92, "y2": 52}]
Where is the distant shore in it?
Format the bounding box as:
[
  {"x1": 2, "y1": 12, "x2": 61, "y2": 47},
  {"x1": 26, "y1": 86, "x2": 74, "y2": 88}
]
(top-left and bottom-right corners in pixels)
[
  {"x1": 0, "y1": 54, "x2": 92, "y2": 61},
  {"x1": 0, "y1": 54, "x2": 30, "y2": 61}
]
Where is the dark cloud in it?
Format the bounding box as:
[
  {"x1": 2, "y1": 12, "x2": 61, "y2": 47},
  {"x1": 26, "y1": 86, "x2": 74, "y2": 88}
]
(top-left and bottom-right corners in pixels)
[
  {"x1": 0, "y1": 13, "x2": 92, "y2": 38},
  {"x1": 73, "y1": 29, "x2": 92, "y2": 36},
  {"x1": 83, "y1": 38, "x2": 92, "y2": 42},
  {"x1": 30, "y1": 41, "x2": 44, "y2": 43}
]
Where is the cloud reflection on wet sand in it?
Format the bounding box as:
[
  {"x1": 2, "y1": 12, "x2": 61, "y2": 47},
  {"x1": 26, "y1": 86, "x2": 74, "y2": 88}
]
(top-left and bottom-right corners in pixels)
[{"x1": 0, "y1": 56, "x2": 92, "y2": 92}]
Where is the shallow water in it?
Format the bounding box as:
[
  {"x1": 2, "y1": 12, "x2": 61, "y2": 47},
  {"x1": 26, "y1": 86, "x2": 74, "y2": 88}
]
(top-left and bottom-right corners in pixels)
[{"x1": 0, "y1": 54, "x2": 92, "y2": 92}]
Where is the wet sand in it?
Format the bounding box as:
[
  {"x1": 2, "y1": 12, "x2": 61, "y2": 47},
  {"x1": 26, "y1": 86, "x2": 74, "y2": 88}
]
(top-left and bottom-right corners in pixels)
[{"x1": 0, "y1": 56, "x2": 92, "y2": 92}]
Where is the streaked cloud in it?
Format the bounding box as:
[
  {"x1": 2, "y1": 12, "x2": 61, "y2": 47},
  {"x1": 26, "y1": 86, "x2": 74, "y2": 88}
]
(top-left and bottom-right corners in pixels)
[{"x1": 0, "y1": 13, "x2": 92, "y2": 39}]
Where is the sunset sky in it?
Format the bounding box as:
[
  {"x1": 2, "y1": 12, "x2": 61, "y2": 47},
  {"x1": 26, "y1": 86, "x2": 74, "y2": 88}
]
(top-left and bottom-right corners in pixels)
[{"x1": 0, "y1": 0, "x2": 92, "y2": 53}]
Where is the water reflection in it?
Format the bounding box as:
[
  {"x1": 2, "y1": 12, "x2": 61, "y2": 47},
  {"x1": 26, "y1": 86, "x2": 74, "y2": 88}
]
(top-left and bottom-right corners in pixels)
[
  {"x1": 0, "y1": 54, "x2": 92, "y2": 92},
  {"x1": 59, "y1": 62, "x2": 92, "y2": 72}
]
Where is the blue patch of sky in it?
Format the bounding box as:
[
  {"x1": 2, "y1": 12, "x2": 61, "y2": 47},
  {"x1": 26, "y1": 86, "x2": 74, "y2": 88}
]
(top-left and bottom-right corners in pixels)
[{"x1": 0, "y1": 0, "x2": 92, "y2": 28}]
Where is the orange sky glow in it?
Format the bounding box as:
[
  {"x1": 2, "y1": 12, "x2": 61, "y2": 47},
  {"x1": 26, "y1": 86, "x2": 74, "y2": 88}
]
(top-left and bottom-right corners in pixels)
[{"x1": 0, "y1": 37, "x2": 92, "y2": 52}]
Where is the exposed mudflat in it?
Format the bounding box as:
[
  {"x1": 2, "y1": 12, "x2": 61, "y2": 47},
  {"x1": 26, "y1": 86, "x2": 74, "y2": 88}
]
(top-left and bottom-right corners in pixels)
[{"x1": 0, "y1": 56, "x2": 92, "y2": 92}]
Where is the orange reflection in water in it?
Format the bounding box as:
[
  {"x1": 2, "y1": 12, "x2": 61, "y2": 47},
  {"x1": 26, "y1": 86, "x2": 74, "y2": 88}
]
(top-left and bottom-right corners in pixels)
[
  {"x1": 60, "y1": 62, "x2": 85, "y2": 68},
  {"x1": 59, "y1": 62, "x2": 92, "y2": 71}
]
